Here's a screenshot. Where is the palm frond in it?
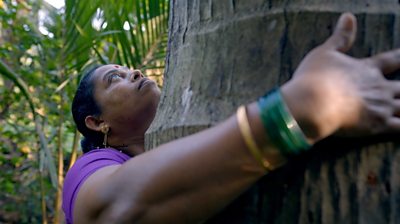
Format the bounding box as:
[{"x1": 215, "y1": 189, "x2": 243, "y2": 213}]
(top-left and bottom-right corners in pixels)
[
  {"x1": 0, "y1": 59, "x2": 58, "y2": 187},
  {"x1": 64, "y1": 0, "x2": 169, "y2": 74}
]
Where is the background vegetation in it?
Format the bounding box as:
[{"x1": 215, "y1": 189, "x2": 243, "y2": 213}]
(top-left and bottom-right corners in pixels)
[{"x1": 0, "y1": 0, "x2": 169, "y2": 223}]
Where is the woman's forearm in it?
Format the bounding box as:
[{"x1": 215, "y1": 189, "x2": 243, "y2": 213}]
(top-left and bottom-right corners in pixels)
[{"x1": 106, "y1": 102, "x2": 286, "y2": 223}]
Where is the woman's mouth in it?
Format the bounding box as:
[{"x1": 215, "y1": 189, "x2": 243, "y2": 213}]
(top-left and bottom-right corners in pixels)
[{"x1": 138, "y1": 79, "x2": 149, "y2": 90}]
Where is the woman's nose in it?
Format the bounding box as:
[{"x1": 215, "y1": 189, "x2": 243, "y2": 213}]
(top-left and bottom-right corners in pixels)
[{"x1": 130, "y1": 70, "x2": 144, "y2": 82}]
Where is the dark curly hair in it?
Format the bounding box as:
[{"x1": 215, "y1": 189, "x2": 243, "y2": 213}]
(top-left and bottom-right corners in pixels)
[{"x1": 71, "y1": 65, "x2": 104, "y2": 153}]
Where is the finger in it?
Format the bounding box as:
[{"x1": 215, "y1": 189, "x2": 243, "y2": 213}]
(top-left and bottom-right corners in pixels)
[
  {"x1": 369, "y1": 48, "x2": 400, "y2": 75},
  {"x1": 322, "y1": 13, "x2": 357, "y2": 53}
]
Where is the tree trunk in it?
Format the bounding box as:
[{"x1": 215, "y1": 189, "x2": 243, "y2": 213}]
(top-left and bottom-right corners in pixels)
[{"x1": 146, "y1": 1, "x2": 400, "y2": 223}]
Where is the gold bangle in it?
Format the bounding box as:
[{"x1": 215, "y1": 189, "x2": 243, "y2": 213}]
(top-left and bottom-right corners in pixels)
[{"x1": 236, "y1": 105, "x2": 271, "y2": 171}]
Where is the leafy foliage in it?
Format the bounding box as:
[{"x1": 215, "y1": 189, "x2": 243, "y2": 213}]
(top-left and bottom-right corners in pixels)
[{"x1": 0, "y1": 0, "x2": 169, "y2": 222}]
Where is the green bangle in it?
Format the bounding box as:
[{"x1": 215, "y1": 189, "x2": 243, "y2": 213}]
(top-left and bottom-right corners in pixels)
[{"x1": 258, "y1": 88, "x2": 310, "y2": 155}]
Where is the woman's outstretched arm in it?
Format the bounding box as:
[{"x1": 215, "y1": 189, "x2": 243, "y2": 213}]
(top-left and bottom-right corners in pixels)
[{"x1": 73, "y1": 13, "x2": 400, "y2": 224}]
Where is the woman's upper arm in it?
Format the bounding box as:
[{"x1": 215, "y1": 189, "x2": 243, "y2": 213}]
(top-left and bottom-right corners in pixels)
[{"x1": 73, "y1": 165, "x2": 123, "y2": 223}]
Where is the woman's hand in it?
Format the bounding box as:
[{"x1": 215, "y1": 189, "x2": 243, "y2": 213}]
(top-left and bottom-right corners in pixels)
[{"x1": 281, "y1": 13, "x2": 400, "y2": 142}]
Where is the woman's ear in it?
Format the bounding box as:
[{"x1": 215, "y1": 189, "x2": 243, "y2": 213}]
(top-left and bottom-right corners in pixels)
[{"x1": 85, "y1": 115, "x2": 104, "y2": 132}]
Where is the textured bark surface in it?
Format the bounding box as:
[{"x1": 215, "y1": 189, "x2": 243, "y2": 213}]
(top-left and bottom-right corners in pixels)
[{"x1": 146, "y1": 1, "x2": 400, "y2": 223}]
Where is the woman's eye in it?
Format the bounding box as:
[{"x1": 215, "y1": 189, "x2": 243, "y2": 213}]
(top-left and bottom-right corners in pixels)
[{"x1": 108, "y1": 73, "x2": 122, "y2": 83}]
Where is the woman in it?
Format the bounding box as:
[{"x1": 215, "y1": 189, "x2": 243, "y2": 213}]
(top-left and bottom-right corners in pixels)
[{"x1": 63, "y1": 13, "x2": 400, "y2": 223}]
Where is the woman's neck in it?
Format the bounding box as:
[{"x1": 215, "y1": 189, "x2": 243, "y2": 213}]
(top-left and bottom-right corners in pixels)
[{"x1": 108, "y1": 135, "x2": 145, "y2": 156}]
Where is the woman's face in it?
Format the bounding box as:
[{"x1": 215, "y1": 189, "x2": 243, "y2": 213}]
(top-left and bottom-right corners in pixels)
[{"x1": 91, "y1": 64, "x2": 161, "y2": 134}]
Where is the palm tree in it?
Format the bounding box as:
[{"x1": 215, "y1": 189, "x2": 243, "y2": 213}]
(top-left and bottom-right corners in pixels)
[{"x1": 147, "y1": 1, "x2": 400, "y2": 223}]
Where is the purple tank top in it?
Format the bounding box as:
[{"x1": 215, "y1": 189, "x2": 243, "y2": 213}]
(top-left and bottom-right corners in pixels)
[{"x1": 62, "y1": 148, "x2": 131, "y2": 224}]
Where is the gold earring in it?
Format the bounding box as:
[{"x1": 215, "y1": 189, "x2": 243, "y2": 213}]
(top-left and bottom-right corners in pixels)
[{"x1": 101, "y1": 125, "x2": 109, "y2": 148}]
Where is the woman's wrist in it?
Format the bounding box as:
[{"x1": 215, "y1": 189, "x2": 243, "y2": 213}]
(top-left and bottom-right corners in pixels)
[
  {"x1": 257, "y1": 88, "x2": 310, "y2": 155},
  {"x1": 240, "y1": 102, "x2": 289, "y2": 171},
  {"x1": 239, "y1": 82, "x2": 344, "y2": 170},
  {"x1": 280, "y1": 80, "x2": 342, "y2": 143},
  {"x1": 237, "y1": 81, "x2": 341, "y2": 170}
]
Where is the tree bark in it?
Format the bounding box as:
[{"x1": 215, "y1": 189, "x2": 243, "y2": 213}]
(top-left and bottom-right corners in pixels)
[{"x1": 146, "y1": 1, "x2": 400, "y2": 223}]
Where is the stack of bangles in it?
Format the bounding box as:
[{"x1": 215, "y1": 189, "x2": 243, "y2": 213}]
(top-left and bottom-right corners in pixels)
[{"x1": 236, "y1": 88, "x2": 310, "y2": 172}]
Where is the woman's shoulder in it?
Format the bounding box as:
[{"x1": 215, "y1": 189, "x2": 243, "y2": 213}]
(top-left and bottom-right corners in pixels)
[
  {"x1": 62, "y1": 148, "x2": 131, "y2": 223},
  {"x1": 64, "y1": 148, "x2": 131, "y2": 192},
  {"x1": 79, "y1": 148, "x2": 130, "y2": 163},
  {"x1": 67, "y1": 148, "x2": 130, "y2": 178}
]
